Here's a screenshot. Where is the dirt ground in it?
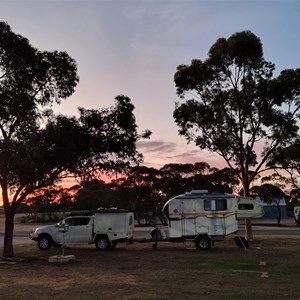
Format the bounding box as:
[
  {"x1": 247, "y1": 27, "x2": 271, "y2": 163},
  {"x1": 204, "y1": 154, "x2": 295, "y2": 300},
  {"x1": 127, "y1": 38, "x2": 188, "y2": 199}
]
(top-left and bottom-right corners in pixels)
[{"x1": 1, "y1": 218, "x2": 300, "y2": 300}]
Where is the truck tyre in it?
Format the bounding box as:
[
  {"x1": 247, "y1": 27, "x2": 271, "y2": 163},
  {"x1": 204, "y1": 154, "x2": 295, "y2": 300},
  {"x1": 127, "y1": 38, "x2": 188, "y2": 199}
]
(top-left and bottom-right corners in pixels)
[
  {"x1": 196, "y1": 235, "x2": 211, "y2": 250},
  {"x1": 37, "y1": 235, "x2": 52, "y2": 250},
  {"x1": 95, "y1": 236, "x2": 110, "y2": 250}
]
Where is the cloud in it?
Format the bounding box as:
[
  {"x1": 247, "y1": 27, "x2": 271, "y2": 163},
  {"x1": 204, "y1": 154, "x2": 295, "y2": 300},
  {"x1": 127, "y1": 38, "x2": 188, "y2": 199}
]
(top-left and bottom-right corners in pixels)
[
  {"x1": 138, "y1": 139, "x2": 226, "y2": 169},
  {"x1": 137, "y1": 140, "x2": 177, "y2": 154}
]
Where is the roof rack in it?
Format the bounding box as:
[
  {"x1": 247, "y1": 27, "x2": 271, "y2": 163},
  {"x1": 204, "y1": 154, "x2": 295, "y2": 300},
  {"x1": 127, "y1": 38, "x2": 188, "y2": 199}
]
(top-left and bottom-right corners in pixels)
[
  {"x1": 190, "y1": 190, "x2": 209, "y2": 194},
  {"x1": 92, "y1": 208, "x2": 129, "y2": 214},
  {"x1": 178, "y1": 190, "x2": 235, "y2": 199},
  {"x1": 69, "y1": 208, "x2": 128, "y2": 216}
]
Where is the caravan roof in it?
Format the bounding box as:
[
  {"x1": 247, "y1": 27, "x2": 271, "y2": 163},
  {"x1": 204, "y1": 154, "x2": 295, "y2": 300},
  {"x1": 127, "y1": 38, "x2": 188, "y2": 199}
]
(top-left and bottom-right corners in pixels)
[{"x1": 174, "y1": 190, "x2": 235, "y2": 199}]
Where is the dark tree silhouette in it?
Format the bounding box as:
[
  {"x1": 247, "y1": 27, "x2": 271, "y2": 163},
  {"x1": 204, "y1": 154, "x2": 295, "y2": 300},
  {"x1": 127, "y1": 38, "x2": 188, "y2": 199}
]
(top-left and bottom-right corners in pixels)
[
  {"x1": 174, "y1": 31, "x2": 300, "y2": 196},
  {"x1": 0, "y1": 22, "x2": 150, "y2": 257}
]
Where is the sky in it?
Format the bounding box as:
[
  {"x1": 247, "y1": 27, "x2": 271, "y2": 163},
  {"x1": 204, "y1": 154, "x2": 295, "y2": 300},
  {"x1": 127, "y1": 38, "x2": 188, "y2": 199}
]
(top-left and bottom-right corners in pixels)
[{"x1": 1, "y1": 0, "x2": 300, "y2": 171}]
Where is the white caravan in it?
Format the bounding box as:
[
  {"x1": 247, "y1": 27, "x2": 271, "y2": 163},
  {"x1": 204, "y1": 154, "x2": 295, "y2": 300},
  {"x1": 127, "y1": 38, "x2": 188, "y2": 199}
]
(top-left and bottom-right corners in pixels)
[{"x1": 162, "y1": 190, "x2": 264, "y2": 250}]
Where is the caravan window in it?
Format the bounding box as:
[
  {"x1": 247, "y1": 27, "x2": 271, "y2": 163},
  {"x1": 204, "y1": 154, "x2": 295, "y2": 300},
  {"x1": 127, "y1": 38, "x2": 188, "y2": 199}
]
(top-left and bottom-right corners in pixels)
[
  {"x1": 204, "y1": 199, "x2": 227, "y2": 211},
  {"x1": 238, "y1": 203, "x2": 254, "y2": 210}
]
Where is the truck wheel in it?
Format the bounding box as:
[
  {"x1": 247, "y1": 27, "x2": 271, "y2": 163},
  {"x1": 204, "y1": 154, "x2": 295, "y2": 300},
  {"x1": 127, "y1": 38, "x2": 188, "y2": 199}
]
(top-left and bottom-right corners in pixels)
[
  {"x1": 95, "y1": 236, "x2": 110, "y2": 250},
  {"x1": 37, "y1": 235, "x2": 52, "y2": 250},
  {"x1": 196, "y1": 235, "x2": 211, "y2": 250}
]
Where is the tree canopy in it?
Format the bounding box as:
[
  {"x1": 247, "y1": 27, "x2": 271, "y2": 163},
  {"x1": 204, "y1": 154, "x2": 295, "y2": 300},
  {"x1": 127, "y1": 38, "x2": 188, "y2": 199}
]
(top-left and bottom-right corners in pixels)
[
  {"x1": 267, "y1": 144, "x2": 300, "y2": 192},
  {"x1": 0, "y1": 22, "x2": 149, "y2": 257},
  {"x1": 250, "y1": 183, "x2": 286, "y2": 225},
  {"x1": 173, "y1": 30, "x2": 300, "y2": 196},
  {"x1": 65, "y1": 163, "x2": 237, "y2": 225}
]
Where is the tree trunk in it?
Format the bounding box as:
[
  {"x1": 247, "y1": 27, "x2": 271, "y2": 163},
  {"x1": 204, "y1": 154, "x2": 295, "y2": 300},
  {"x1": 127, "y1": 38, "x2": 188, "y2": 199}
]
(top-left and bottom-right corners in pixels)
[
  {"x1": 3, "y1": 208, "x2": 15, "y2": 257},
  {"x1": 242, "y1": 179, "x2": 250, "y2": 197},
  {"x1": 276, "y1": 203, "x2": 281, "y2": 226},
  {"x1": 244, "y1": 218, "x2": 253, "y2": 241},
  {"x1": 2, "y1": 178, "x2": 16, "y2": 257},
  {"x1": 242, "y1": 177, "x2": 253, "y2": 241}
]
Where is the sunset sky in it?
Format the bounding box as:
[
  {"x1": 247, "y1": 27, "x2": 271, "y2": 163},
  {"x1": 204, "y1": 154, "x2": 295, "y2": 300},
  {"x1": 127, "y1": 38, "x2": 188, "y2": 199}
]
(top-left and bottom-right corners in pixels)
[{"x1": 1, "y1": 0, "x2": 300, "y2": 170}]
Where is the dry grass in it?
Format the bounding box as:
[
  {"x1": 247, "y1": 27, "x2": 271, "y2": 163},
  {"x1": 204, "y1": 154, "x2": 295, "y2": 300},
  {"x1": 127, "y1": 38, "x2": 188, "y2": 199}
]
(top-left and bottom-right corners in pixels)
[{"x1": 1, "y1": 236, "x2": 300, "y2": 300}]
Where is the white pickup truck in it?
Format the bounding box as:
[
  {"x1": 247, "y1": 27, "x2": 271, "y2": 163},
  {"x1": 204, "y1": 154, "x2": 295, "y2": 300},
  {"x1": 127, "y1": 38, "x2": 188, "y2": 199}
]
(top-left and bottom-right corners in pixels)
[{"x1": 29, "y1": 210, "x2": 134, "y2": 250}]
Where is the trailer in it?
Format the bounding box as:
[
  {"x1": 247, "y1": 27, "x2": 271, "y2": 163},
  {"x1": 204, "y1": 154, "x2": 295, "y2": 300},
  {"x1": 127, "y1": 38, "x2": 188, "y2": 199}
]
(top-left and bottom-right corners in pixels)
[{"x1": 159, "y1": 190, "x2": 264, "y2": 250}]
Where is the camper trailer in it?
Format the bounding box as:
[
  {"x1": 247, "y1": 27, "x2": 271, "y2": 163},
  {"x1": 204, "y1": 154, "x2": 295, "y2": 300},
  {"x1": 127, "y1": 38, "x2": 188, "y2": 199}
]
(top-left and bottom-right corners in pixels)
[{"x1": 162, "y1": 190, "x2": 264, "y2": 250}]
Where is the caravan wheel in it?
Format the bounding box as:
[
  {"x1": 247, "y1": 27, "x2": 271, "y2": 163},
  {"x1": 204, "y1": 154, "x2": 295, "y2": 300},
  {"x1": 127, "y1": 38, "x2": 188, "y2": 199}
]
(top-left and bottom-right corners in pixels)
[{"x1": 196, "y1": 235, "x2": 211, "y2": 250}]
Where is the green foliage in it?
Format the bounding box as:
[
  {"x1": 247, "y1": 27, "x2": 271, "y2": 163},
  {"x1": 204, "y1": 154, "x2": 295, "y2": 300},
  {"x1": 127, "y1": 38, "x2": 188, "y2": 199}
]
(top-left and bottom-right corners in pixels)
[
  {"x1": 290, "y1": 189, "x2": 300, "y2": 203},
  {"x1": 74, "y1": 180, "x2": 113, "y2": 210},
  {"x1": 109, "y1": 166, "x2": 163, "y2": 225},
  {"x1": 26, "y1": 186, "x2": 75, "y2": 213},
  {"x1": 173, "y1": 30, "x2": 300, "y2": 196},
  {"x1": 71, "y1": 162, "x2": 239, "y2": 225},
  {"x1": 250, "y1": 184, "x2": 286, "y2": 203},
  {"x1": 267, "y1": 144, "x2": 300, "y2": 193},
  {"x1": 250, "y1": 183, "x2": 286, "y2": 225}
]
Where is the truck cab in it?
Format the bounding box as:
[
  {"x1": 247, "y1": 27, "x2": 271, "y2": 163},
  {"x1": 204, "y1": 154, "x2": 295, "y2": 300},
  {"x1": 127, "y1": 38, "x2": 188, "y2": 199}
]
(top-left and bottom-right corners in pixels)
[{"x1": 58, "y1": 216, "x2": 94, "y2": 244}]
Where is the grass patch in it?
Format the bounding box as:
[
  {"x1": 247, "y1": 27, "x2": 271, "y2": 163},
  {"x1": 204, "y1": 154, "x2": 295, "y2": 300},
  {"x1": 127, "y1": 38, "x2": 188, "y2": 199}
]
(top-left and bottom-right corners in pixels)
[
  {"x1": 158, "y1": 253, "x2": 300, "y2": 281},
  {"x1": 214, "y1": 260, "x2": 265, "y2": 272}
]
